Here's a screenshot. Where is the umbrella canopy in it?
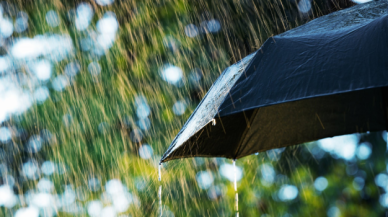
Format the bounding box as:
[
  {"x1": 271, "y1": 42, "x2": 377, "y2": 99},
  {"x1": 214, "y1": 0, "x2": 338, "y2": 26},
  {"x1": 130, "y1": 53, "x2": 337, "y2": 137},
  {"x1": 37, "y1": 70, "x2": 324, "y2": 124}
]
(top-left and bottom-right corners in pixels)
[{"x1": 161, "y1": 0, "x2": 388, "y2": 163}]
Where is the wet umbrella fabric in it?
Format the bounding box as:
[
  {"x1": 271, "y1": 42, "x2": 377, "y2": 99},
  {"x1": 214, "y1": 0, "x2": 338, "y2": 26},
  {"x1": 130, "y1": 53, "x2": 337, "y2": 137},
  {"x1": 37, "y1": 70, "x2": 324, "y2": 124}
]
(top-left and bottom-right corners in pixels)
[{"x1": 161, "y1": 0, "x2": 388, "y2": 163}]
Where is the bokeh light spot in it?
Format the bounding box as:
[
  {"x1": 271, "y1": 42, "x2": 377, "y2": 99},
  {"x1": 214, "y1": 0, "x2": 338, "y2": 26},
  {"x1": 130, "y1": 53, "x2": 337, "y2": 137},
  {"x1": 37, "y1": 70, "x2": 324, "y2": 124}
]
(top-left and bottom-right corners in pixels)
[
  {"x1": 0, "y1": 185, "x2": 17, "y2": 208},
  {"x1": 95, "y1": 0, "x2": 115, "y2": 6},
  {"x1": 46, "y1": 10, "x2": 60, "y2": 27},
  {"x1": 41, "y1": 161, "x2": 55, "y2": 176},
  {"x1": 356, "y1": 142, "x2": 372, "y2": 160},
  {"x1": 184, "y1": 24, "x2": 199, "y2": 38},
  {"x1": 196, "y1": 171, "x2": 213, "y2": 190},
  {"x1": 0, "y1": 127, "x2": 11, "y2": 143},
  {"x1": 31, "y1": 60, "x2": 52, "y2": 81},
  {"x1": 172, "y1": 101, "x2": 186, "y2": 116},
  {"x1": 161, "y1": 64, "x2": 183, "y2": 85},
  {"x1": 207, "y1": 19, "x2": 221, "y2": 33},
  {"x1": 26, "y1": 135, "x2": 43, "y2": 153},
  {"x1": 318, "y1": 134, "x2": 358, "y2": 160},
  {"x1": 278, "y1": 185, "x2": 298, "y2": 201},
  {"x1": 353, "y1": 177, "x2": 365, "y2": 191},
  {"x1": 0, "y1": 18, "x2": 13, "y2": 38},
  {"x1": 52, "y1": 75, "x2": 69, "y2": 92},
  {"x1": 15, "y1": 11, "x2": 28, "y2": 33},
  {"x1": 34, "y1": 87, "x2": 50, "y2": 104},
  {"x1": 298, "y1": 0, "x2": 312, "y2": 14},
  {"x1": 75, "y1": 3, "x2": 93, "y2": 31},
  {"x1": 314, "y1": 176, "x2": 328, "y2": 191},
  {"x1": 139, "y1": 144, "x2": 153, "y2": 159},
  {"x1": 15, "y1": 206, "x2": 39, "y2": 217},
  {"x1": 65, "y1": 61, "x2": 80, "y2": 77},
  {"x1": 261, "y1": 163, "x2": 275, "y2": 186}
]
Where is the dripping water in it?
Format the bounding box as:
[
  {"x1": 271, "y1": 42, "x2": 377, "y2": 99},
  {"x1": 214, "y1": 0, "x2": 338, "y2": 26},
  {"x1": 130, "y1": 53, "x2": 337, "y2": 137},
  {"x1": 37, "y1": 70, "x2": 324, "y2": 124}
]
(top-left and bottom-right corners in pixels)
[
  {"x1": 233, "y1": 159, "x2": 239, "y2": 217},
  {"x1": 159, "y1": 163, "x2": 163, "y2": 216}
]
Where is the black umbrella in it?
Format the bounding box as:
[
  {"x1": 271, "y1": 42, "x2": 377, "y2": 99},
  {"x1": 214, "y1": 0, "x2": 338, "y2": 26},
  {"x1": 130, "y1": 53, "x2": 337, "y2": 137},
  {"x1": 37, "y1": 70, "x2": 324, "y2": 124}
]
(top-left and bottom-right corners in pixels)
[{"x1": 160, "y1": 0, "x2": 388, "y2": 164}]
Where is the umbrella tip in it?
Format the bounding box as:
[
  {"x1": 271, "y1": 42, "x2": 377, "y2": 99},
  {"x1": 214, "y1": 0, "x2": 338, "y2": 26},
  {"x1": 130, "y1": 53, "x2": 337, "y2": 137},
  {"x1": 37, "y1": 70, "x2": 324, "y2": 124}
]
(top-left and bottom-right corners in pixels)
[{"x1": 212, "y1": 119, "x2": 216, "y2": 126}]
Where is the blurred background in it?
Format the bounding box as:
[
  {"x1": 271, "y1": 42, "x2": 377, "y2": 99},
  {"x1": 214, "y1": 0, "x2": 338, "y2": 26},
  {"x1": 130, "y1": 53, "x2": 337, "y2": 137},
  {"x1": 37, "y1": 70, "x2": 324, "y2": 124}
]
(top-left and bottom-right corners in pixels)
[{"x1": 0, "y1": 0, "x2": 386, "y2": 216}]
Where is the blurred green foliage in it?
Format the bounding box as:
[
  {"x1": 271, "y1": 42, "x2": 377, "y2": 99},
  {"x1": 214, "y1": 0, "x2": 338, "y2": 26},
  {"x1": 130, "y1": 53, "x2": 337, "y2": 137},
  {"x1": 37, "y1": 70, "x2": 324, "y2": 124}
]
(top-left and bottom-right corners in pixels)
[{"x1": 2, "y1": 0, "x2": 387, "y2": 216}]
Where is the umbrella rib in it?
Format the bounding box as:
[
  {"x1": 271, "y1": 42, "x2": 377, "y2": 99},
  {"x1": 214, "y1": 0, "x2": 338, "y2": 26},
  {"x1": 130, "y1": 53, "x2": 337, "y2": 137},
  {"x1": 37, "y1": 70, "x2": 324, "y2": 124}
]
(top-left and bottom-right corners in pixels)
[{"x1": 233, "y1": 108, "x2": 260, "y2": 159}]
